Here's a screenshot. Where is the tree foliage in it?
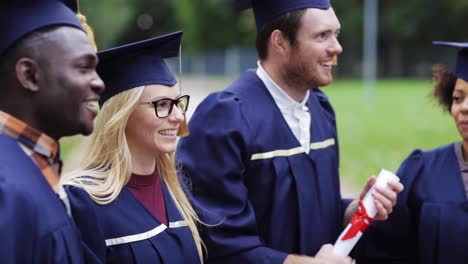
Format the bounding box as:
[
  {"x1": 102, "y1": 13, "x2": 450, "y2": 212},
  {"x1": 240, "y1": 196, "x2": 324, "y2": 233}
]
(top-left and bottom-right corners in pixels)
[{"x1": 80, "y1": 0, "x2": 468, "y2": 76}]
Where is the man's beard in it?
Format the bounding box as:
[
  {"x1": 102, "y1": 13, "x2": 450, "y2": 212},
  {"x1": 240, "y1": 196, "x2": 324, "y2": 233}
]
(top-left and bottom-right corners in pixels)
[{"x1": 282, "y1": 57, "x2": 332, "y2": 90}]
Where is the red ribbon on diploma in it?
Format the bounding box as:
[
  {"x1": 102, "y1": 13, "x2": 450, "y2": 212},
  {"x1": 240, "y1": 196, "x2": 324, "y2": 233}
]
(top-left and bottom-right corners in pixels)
[{"x1": 341, "y1": 199, "x2": 373, "y2": 241}]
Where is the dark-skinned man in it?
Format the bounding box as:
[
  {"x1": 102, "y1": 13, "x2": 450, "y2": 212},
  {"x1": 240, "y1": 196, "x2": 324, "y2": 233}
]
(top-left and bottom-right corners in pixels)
[{"x1": 0, "y1": 1, "x2": 104, "y2": 262}]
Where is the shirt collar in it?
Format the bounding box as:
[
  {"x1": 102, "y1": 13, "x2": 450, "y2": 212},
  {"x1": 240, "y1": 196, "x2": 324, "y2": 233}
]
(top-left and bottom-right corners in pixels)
[
  {"x1": 0, "y1": 111, "x2": 59, "y2": 161},
  {"x1": 256, "y1": 60, "x2": 309, "y2": 110}
]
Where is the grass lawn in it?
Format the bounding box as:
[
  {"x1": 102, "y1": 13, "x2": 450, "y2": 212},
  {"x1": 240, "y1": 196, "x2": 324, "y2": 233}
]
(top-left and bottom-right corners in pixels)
[
  {"x1": 325, "y1": 79, "x2": 459, "y2": 187},
  {"x1": 59, "y1": 135, "x2": 84, "y2": 163}
]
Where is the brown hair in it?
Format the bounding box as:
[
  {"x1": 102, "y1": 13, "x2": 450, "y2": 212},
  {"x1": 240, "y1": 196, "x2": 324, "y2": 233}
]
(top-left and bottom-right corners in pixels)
[
  {"x1": 432, "y1": 64, "x2": 457, "y2": 112},
  {"x1": 256, "y1": 9, "x2": 306, "y2": 60}
]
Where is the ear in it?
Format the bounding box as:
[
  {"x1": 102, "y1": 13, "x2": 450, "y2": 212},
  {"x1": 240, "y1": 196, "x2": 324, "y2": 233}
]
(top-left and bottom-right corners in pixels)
[
  {"x1": 270, "y1": 29, "x2": 291, "y2": 57},
  {"x1": 15, "y1": 58, "x2": 41, "y2": 93}
]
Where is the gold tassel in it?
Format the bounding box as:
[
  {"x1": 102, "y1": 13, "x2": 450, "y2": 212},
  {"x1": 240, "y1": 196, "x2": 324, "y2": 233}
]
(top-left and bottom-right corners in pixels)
[
  {"x1": 76, "y1": 13, "x2": 97, "y2": 51},
  {"x1": 176, "y1": 44, "x2": 189, "y2": 137},
  {"x1": 177, "y1": 114, "x2": 189, "y2": 137}
]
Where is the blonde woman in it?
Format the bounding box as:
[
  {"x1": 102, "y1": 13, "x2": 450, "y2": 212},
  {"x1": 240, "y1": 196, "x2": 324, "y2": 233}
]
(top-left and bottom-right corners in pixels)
[{"x1": 62, "y1": 31, "x2": 204, "y2": 263}]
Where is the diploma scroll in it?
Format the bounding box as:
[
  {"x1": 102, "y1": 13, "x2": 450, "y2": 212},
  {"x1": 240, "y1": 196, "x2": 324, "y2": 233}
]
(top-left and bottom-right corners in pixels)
[{"x1": 332, "y1": 168, "x2": 400, "y2": 256}]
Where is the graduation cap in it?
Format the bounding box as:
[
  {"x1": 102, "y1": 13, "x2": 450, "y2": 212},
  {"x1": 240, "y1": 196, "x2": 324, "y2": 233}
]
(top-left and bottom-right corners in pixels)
[
  {"x1": 62, "y1": 0, "x2": 79, "y2": 12},
  {"x1": 98, "y1": 31, "x2": 183, "y2": 105},
  {"x1": 0, "y1": 0, "x2": 83, "y2": 57},
  {"x1": 235, "y1": 0, "x2": 331, "y2": 31},
  {"x1": 97, "y1": 31, "x2": 189, "y2": 136},
  {"x1": 433, "y1": 41, "x2": 468, "y2": 82},
  {"x1": 61, "y1": 0, "x2": 98, "y2": 50}
]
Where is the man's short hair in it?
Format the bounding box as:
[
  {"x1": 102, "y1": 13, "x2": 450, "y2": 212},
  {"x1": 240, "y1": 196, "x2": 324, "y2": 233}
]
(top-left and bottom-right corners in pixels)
[
  {"x1": 0, "y1": 26, "x2": 60, "y2": 85},
  {"x1": 256, "y1": 8, "x2": 306, "y2": 60}
]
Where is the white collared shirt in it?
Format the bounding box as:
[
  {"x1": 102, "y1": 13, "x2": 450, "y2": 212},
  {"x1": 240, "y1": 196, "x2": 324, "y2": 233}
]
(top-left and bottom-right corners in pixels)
[{"x1": 256, "y1": 61, "x2": 311, "y2": 154}]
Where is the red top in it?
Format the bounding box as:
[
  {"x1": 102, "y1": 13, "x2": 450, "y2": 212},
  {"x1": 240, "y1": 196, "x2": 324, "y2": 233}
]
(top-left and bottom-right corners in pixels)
[{"x1": 127, "y1": 170, "x2": 168, "y2": 226}]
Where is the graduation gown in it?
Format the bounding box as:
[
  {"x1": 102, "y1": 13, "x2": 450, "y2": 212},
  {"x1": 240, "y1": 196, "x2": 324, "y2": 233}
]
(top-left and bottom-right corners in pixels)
[
  {"x1": 0, "y1": 135, "x2": 85, "y2": 263},
  {"x1": 355, "y1": 143, "x2": 468, "y2": 264},
  {"x1": 177, "y1": 70, "x2": 346, "y2": 263},
  {"x1": 65, "y1": 183, "x2": 200, "y2": 264}
]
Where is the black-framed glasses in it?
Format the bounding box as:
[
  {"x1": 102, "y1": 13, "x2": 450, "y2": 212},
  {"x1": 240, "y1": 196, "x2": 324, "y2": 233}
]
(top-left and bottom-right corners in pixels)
[{"x1": 140, "y1": 95, "x2": 190, "y2": 118}]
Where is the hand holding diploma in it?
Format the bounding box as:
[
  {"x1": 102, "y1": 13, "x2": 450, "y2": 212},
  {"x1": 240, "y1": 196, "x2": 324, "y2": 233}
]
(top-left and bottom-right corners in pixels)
[{"x1": 333, "y1": 169, "x2": 404, "y2": 257}]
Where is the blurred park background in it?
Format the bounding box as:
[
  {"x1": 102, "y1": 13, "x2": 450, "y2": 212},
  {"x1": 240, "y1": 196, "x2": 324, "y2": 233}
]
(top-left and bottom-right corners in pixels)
[{"x1": 62, "y1": 0, "x2": 467, "y2": 191}]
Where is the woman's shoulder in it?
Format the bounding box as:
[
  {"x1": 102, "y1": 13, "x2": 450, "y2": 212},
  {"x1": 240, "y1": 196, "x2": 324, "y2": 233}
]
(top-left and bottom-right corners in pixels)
[
  {"x1": 405, "y1": 143, "x2": 454, "y2": 161},
  {"x1": 64, "y1": 184, "x2": 100, "y2": 214},
  {"x1": 64, "y1": 184, "x2": 93, "y2": 200},
  {"x1": 62, "y1": 186, "x2": 107, "y2": 263},
  {"x1": 397, "y1": 143, "x2": 456, "y2": 185}
]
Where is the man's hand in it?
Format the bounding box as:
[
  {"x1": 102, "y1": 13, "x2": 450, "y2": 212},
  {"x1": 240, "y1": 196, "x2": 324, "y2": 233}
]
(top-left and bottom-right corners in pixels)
[
  {"x1": 283, "y1": 244, "x2": 352, "y2": 264},
  {"x1": 344, "y1": 176, "x2": 404, "y2": 225}
]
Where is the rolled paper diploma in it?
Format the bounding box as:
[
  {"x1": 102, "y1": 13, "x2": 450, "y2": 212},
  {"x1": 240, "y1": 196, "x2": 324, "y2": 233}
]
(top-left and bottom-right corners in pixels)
[{"x1": 332, "y1": 168, "x2": 400, "y2": 256}]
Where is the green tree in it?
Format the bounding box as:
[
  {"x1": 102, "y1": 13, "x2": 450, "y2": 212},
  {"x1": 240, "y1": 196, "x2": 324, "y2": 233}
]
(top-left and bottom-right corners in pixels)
[
  {"x1": 79, "y1": 0, "x2": 468, "y2": 77},
  {"x1": 80, "y1": 0, "x2": 134, "y2": 49},
  {"x1": 174, "y1": 0, "x2": 255, "y2": 53}
]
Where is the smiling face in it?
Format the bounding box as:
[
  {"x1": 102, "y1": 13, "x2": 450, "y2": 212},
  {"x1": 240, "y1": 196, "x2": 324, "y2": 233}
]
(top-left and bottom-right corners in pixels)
[
  {"x1": 283, "y1": 8, "x2": 342, "y2": 88},
  {"x1": 451, "y1": 78, "x2": 468, "y2": 141},
  {"x1": 35, "y1": 26, "x2": 104, "y2": 138},
  {"x1": 125, "y1": 84, "x2": 185, "y2": 157}
]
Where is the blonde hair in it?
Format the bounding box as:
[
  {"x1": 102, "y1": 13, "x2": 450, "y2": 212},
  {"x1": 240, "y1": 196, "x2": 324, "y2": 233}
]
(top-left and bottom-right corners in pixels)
[{"x1": 62, "y1": 86, "x2": 204, "y2": 261}]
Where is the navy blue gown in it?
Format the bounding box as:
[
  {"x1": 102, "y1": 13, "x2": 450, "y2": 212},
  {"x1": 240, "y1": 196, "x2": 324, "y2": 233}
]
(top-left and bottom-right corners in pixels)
[
  {"x1": 177, "y1": 70, "x2": 348, "y2": 263},
  {"x1": 355, "y1": 143, "x2": 468, "y2": 264},
  {"x1": 0, "y1": 135, "x2": 85, "y2": 263},
  {"x1": 65, "y1": 182, "x2": 200, "y2": 264}
]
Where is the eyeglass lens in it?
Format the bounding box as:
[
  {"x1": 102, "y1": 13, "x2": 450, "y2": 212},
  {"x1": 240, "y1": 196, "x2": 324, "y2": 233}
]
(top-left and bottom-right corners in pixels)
[{"x1": 154, "y1": 95, "x2": 189, "y2": 118}]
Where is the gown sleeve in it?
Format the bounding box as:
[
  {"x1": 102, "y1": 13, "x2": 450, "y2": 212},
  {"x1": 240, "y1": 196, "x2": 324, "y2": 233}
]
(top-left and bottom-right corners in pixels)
[
  {"x1": 353, "y1": 149, "x2": 424, "y2": 263},
  {"x1": 0, "y1": 180, "x2": 32, "y2": 263},
  {"x1": 177, "y1": 92, "x2": 288, "y2": 264},
  {"x1": 0, "y1": 179, "x2": 88, "y2": 263},
  {"x1": 314, "y1": 88, "x2": 352, "y2": 213}
]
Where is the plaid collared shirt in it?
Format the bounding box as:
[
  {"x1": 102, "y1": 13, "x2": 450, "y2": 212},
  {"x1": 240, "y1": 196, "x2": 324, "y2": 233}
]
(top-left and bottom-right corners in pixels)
[{"x1": 0, "y1": 110, "x2": 71, "y2": 216}]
